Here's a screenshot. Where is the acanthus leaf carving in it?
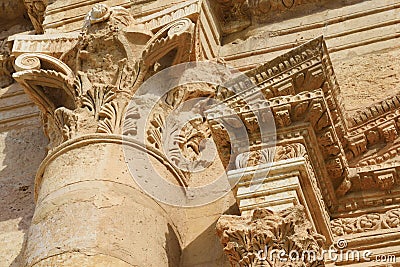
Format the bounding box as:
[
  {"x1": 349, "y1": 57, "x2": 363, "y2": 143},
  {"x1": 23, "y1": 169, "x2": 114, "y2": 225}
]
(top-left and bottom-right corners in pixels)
[
  {"x1": 97, "y1": 98, "x2": 128, "y2": 135},
  {"x1": 54, "y1": 107, "x2": 78, "y2": 141},
  {"x1": 216, "y1": 205, "x2": 326, "y2": 267},
  {"x1": 13, "y1": 3, "x2": 196, "y2": 152}
]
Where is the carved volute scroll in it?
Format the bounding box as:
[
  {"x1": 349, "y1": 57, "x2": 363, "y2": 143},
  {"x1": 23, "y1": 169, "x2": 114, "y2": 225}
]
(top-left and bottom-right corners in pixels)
[
  {"x1": 216, "y1": 205, "x2": 326, "y2": 267},
  {"x1": 13, "y1": 3, "x2": 196, "y2": 151}
]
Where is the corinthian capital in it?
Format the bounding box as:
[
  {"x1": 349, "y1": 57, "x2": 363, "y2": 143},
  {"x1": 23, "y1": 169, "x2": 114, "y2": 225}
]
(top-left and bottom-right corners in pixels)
[
  {"x1": 216, "y1": 205, "x2": 326, "y2": 267},
  {"x1": 12, "y1": 4, "x2": 195, "y2": 150}
]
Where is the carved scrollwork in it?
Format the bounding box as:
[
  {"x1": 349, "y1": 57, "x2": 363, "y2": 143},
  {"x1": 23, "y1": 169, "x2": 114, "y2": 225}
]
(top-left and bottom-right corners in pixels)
[
  {"x1": 13, "y1": 53, "x2": 77, "y2": 113},
  {"x1": 83, "y1": 3, "x2": 111, "y2": 30},
  {"x1": 14, "y1": 54, "x2": 40, "y2": 71},
  {"x1": 331, "y1": 208, "x2": 400, "y2": 237},
  {"x1": 141, "y1": 18, "x2": 195, "y2": 72}
]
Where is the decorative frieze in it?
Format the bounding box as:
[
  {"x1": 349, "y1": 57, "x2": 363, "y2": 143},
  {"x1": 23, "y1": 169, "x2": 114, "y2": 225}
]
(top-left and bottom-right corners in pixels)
[
  {"x1": 12, "y1": 33, "x2": 80, "y2": 58},
  {"x1": 331, "y1": 207, "x2": 400, "y2": 237}
]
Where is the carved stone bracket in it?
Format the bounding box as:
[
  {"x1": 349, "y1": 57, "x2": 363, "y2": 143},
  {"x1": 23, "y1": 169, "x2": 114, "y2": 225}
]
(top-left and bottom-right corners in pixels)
[
  {"x1": 345, "y1": 109, "x2": 400, "y2": 165},
  {"x1": 216, "y1": 205, "x2": 326, "y2": 267},
  {"x1": 207, "y1": 87, "x2": 348, "y2": 211}
]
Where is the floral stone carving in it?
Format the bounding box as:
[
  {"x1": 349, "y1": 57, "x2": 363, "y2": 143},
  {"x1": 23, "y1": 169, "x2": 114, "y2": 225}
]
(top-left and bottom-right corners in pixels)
[
  {"x1": 216, "y1": 205, "x2": 325, "y2": 267},
  {"x1": 13, "y1": 4, "x2": 195, "y2": 151}
]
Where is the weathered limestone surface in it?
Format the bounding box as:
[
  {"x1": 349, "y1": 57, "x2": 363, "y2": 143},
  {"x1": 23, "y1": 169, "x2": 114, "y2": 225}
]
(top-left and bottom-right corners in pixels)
[
  {"x1": 0, "y1": 124, "x2": 47, "y2": 267},
  {"x1": 334, "y1": 46, "x2": 400, "y2": 116},
  {"x1": 219, "y1": 0, "x2": 400, "y2": 115}
]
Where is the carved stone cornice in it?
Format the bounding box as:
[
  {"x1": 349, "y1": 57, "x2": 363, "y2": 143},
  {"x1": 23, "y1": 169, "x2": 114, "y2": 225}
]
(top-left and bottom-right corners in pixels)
[
  {"x1": 207, "y1": 88, "x2": 349, "y2": 210},
  {"x1": 206, "y1": 36, "x2": 400, "y2": 216},
  {"x1": 344, "y1": 107, "x2": 400, "y2": 166},
  {"x1": 216, "y1": 205, "x2": 326, "y2": 267},
  {"x1": 24, "y1": 0, "x2": 48, "y2": 34},
  {"x1": 13, "y1": 4, "x2": 195, "y2": 152},
  {"x1": 11, "y1": 33, "x2": 80, "y2": 58}
]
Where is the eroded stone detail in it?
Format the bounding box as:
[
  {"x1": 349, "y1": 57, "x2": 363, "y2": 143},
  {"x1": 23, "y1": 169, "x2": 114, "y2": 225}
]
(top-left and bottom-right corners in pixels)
[
  {"x1": 0, "y1": 39, "x2": 14, "y2": 87},
  {"x1": 6, "y1": 2, "x2": 400, "y2": 265},
  {"x1": 235, "y1": 143, "x2": 307, "y2": 168},
  {"x1": 24, "y1": 0, "x2": 47, "y2": 34},
  {"x1": 216, "y1": 205, "x2": 325, "y2": 266},
  {"x1": 214, "y1": 0, "x2": 324, "y2": 34}
]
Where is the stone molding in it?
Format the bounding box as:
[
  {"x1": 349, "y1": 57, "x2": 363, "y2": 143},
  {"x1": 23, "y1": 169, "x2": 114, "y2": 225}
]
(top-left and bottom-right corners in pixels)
[{"x1": 32, "y1": 133, "x2": 188, "y2": 202}]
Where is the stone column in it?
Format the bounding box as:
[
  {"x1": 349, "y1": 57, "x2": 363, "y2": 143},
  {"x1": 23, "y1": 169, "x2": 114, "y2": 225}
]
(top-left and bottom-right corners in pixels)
[
  {"x1": 24, "y1": 137, "x2": 182, "y2": 266},
  {"x1": 12, "y1": 4, "x2": 196, "y2": 266}
]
